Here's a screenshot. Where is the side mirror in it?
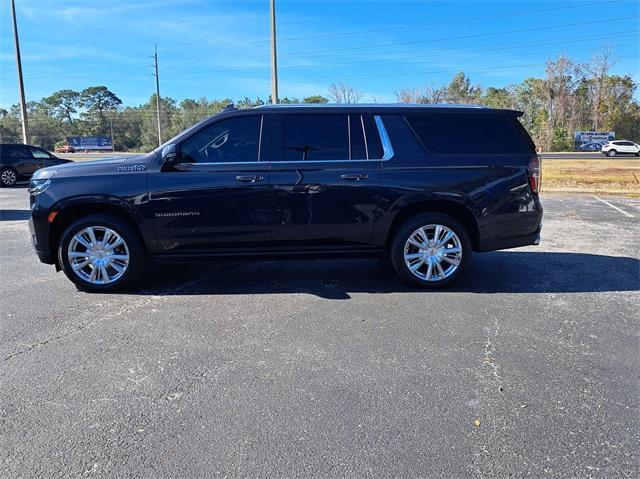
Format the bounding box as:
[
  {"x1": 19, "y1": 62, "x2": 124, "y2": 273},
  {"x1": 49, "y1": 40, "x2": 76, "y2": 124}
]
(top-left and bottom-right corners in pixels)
[{"x1": 160, "y1": 144, "x2": 178, "y2": 171}]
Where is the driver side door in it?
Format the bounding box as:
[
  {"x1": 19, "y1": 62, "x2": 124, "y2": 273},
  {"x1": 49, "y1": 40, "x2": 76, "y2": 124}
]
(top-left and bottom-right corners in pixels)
[{"x1": 148, "y1": 113, "x2": 275, "y2": 253}]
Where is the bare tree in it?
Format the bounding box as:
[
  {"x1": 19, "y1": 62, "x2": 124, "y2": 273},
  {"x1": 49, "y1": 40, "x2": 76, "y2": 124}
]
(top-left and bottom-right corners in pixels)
[
  {"x1": 422, "y1": 83, "x2": 447, "y2": 103},
  {"x1": 395, "y1": 83, "x2": 447, "y2": 103},
  {"x1": 328, "y1": 82, "x2": 364, "y2": 103},
  {"x1": 587, "y1": 44, "x2": 616, "y2": 130},
  {"x1": 543, "y1": 55, "x2": 581, "y2": 150},
  {"x1": 395, "y1": 87, "x2": 422, "y2": 103}
]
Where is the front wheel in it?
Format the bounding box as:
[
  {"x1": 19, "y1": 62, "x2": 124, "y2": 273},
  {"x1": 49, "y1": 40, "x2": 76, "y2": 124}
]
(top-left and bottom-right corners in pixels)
[
  {"x1": 390, "y1": 213, "x2": 471, "y2": 288},
  {"x1": 58, "y1": 214, "x2": 146, "y2": 292},
  {"x1": 0, "y1": 167, "x2": 17, "y2": 187}
]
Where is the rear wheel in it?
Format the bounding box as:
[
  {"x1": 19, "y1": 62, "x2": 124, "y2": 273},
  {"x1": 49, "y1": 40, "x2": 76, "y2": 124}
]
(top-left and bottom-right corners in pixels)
[
  {"x1": 607, "y1": 149, "x2": 617, "y2": 157},
  {"x1": 390, "y1": 213, "x2": 471, "y2": 288},
  {"x1": 0, "y1": 167, "x2": 17, "y2": 187},
  {"x1": 58, "y1": 214, "x2": 145, "y2": 292}
]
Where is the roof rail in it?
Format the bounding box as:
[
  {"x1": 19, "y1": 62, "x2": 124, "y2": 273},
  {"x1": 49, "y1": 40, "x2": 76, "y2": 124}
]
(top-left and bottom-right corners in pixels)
[{"x1": 253, "y1": 103, "x2": 491, "y2": 109}]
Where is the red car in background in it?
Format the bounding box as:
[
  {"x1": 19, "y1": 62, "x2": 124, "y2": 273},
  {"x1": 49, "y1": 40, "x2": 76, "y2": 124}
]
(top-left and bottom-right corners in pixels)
[{"x1": 54, "y1": 145, "x2": 76, "y2": 153}]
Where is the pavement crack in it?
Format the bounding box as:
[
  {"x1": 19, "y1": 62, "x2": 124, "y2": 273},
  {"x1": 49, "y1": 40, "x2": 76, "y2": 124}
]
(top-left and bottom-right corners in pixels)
[
  {"x1": 482, "y1": 316, "x2": 503, "y2": 387},
  {"x1": 2, "y1": 265, "x2": 238, "y2": 363},
  {"x1": 2, "y1": 297, "x2": 155, "y2": 362}
]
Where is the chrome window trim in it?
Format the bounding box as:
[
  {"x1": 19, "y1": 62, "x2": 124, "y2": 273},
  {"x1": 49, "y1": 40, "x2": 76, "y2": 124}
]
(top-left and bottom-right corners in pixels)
[
  {"x1": 176, "y1": 159, "x2": 378, "y2": 167},
  {"x1": 361, "y1": 114, "x2": 370, "y2": 160},
  {"x1": 347, "y1": 115, "x2": 352, "y2": 161},
  {"x1": 169, "y1": 114, "x2": 394, "y2": 167},
  {"x1": 257, "y1": 114, "x2": 264, "y2": 162},
  {"x1": 374, "y1": 115, "x2": 394, "y2": 161}
]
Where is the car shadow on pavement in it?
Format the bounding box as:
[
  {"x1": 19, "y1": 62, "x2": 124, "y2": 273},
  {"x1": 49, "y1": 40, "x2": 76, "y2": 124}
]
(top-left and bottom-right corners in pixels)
[
  {"x1": 133, "y1": 251, "x2": 640, "y2": 299},
  {"x1": 0, "y1": 210, "x2": 31, "y2": 221}
]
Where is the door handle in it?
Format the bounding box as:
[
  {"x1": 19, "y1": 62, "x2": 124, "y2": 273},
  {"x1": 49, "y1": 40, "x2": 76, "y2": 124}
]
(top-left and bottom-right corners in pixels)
[
  {"x1": 235, "y1": 175, "x2": 264, "y2": 183},
  {"x1": 340, "y1": 173, "x2": 369, "y2": 181}
]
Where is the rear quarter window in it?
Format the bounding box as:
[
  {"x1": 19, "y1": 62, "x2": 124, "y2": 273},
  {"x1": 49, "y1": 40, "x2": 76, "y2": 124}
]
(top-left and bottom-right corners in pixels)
[{"x1": 405, "y1": 113, "x2": 533, "y2": 155}]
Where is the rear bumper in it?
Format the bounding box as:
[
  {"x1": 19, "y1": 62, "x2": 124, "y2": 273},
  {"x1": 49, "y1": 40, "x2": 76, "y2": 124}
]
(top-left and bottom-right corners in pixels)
[
  {"x1": 476, "y1": 194, "x2": 543, "y2": 252},
  {"x1": 477, "y1": 224, "x2": 541, "y2": 251}
]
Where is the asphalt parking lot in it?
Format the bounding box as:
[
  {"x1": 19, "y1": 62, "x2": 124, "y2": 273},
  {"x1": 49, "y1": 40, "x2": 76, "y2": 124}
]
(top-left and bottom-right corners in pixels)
[{"x1": 1, "y1": 188, "x2": 638, "y2": 477}]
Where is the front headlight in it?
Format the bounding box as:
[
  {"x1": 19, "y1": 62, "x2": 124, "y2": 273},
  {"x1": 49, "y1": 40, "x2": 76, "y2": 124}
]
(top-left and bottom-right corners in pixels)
[{"x1": 28, "y1": 178, "x2": 51, "y2": 195}]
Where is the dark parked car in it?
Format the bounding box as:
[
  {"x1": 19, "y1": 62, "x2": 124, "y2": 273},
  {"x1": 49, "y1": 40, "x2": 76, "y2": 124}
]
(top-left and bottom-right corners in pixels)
[
  {"x1": 1, "y1": 144, "x2": 71, "y2": 187},
  {"x1": 28, "y1": 104, "x2": 542, "y2": 292}
]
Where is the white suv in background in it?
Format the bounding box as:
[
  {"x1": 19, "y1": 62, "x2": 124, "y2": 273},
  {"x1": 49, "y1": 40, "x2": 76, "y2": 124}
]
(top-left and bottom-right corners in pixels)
[{"x1": 600, "y1": 140, "x2": 640, "y2": 157}]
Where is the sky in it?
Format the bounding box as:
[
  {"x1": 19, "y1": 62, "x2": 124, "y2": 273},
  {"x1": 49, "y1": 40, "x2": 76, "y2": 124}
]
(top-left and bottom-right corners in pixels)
[{"x1": 0, "y1": 0, "x2": 638, "y2": 108}]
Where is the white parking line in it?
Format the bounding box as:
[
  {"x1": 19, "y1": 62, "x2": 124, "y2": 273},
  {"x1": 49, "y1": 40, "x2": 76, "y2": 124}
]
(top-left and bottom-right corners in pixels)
[{"x1": 591, "y1": 196, "x2": 635, "y2": 218}]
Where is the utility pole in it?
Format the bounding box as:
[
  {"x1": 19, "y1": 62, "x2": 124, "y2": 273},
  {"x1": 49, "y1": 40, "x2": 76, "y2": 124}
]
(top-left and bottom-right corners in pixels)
[
  {"x1": 109, "y1": 117, "x2": 114, "y2": 152},
  {"x1": 269, "y1": 0, "x2": 278, "y2": 104},
  {"x1": 10, "y1": 0, "x2": 29, "y2": 144},
  {"x1": 152, "y1": 44, "x2": 162, "y2": 146}
]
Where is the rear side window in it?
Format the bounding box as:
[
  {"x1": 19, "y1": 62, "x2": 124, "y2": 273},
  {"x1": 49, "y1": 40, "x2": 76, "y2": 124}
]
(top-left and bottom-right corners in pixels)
[
  {"x1": 282, "y1": 114, "x2": 349, "y2": 161},
  {"x1": 405, "y1": 113, "x2": 533, "y2": 155},
  {"x1": 4, "y1": 145, "x2": 31, "y2": 159}
]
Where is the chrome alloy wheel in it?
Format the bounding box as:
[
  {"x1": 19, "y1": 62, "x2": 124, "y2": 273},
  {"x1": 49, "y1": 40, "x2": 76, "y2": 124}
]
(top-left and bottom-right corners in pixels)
[
  {"x1": 1, "y1": 169, "x2": 17, "y2": 186},
  {"x1": 67, "y1": 226, "x2": 130, "y2": 285},
  {"x1": 403, "y1": 224, "x2": 462, "y2": 282}
]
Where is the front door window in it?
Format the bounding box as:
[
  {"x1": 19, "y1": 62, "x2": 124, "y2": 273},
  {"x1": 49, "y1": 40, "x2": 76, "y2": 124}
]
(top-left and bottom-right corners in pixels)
[{"x1": 180, "y1": 116, "x2": 262, "y2": 164}]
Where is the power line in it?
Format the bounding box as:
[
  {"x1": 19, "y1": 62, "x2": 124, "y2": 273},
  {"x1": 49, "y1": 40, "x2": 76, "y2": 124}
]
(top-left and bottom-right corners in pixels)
[
  {"x1": 161, "y1": 0, "x2": 619, "y2": 48},
  {"x1": 162, "y1": 34, "x2": 639, "y2": 77},
  {"x1": 13, "y1": 52, "x2": 633, "y2": 111},
  {"x1": 279, "y1": 16, "x2": 640, "y2": 57},
  {"x1": 160, "y1": 28, "x2": 637, "y2": 65},
  {"x1": 140, "y1": 38, "x2": 640, "y2": 82},
  {"x1": 282, "y1": 54, "x2": 638, "y2": 84},
  {"x1": 2, "y1": 30, "x2": 635, "y2": 82},
  {"x1": 274, "y1": 0, "x2": 621, "y2": 43}
]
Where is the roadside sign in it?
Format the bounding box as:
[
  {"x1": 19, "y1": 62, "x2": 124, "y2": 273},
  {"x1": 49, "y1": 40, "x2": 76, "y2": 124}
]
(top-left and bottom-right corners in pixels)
[
  {"x1": 66, "y1": 135, "x2": 113, "y2": 151},
  {"x1": 574, "y1": 131, "x2": 615, "y2": 151}
]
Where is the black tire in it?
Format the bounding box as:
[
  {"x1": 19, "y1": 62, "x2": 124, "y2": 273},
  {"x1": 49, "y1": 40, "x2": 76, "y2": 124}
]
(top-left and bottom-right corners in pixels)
[
  {"x1": 390, "y1": 213, "x2": 472, "y2": 288},
  {"x1": 58, "y1": 214, "x2": 146, "y2": 292},
  {"x1": 607, "y1": 149, "x2": 617, "y2": 157},
  {"x1": 0, "y1": 167, "x2": 18, "y2": 187}
]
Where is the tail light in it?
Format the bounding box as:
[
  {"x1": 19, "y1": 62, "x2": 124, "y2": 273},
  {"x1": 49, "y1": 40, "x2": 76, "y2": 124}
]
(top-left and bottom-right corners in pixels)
[{"x1": 528, "y1": 155, "x2": 541, "y2": 194}]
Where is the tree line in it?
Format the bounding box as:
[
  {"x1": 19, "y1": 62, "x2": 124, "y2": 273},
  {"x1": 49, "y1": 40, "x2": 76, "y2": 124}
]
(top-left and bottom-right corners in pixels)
[{"x1": 0, "y1": 49, "x2": 638, "y2": 152}]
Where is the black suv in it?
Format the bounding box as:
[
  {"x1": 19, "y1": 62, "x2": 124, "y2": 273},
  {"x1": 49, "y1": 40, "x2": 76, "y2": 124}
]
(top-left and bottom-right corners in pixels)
[
  {"x1": 29, "y1": 104, "x2": 542, "y2": 292},
  {"x1": 1, "y1": 144, "x2": 71, "y2": 187}
]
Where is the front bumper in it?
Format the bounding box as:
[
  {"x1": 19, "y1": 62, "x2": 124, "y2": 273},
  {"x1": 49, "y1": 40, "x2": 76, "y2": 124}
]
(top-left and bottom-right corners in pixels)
[{"x1": 29, "y1": 206, "x2": 55, "y2": 265}]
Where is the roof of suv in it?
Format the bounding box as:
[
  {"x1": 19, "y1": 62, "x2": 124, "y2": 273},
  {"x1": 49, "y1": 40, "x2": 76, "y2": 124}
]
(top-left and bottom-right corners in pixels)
[{"x1": 252, "y1": 103, "x2": 522, "y2": 116}]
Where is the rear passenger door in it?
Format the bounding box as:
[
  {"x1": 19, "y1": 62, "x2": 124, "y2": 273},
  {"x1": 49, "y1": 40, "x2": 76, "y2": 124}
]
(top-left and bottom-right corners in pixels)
[{"x1": 269, "y1": 112, "x2": 384, "y2": 248}]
